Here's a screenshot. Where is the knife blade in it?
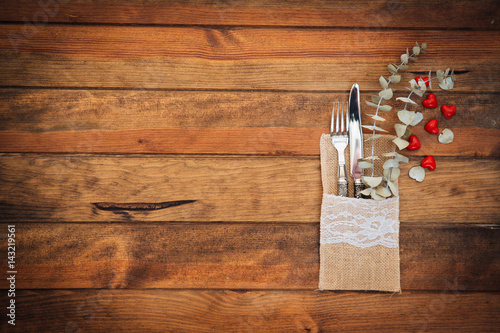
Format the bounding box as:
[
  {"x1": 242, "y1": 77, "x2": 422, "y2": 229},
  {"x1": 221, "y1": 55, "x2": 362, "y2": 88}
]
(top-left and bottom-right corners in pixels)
[{"x1": 349, "y1": 83, "x2": 364, "y2": 198}]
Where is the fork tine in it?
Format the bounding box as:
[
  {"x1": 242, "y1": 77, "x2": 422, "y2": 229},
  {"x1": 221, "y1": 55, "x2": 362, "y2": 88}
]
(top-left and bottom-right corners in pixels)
[
  {"x1": 330, "y1": 101, "x2": 350, "y2": 135},
  {"x1": 330, "y1": 102, "x2": 335, "y2": 135},
  {"x1": 335, "y1": 102, "x2": 340, "y2": 133},
  {"x1": 340, "y1": 101, "x2": 345, "y2": 133}
]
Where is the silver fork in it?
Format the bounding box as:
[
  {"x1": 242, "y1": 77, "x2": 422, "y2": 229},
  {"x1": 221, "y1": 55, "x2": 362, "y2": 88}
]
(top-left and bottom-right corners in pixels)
[{"x1": 330, "y1": 101, "x2": 349, "y2": 197}]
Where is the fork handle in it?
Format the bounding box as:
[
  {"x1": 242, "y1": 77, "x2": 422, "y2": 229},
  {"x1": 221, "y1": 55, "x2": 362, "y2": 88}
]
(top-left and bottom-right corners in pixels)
[
  {"x1": 338, "y1": 180, "x2": 348, "y2": 197},
  {"x1": 337, "y1": 164, "x2": 348, "y2": 197}
]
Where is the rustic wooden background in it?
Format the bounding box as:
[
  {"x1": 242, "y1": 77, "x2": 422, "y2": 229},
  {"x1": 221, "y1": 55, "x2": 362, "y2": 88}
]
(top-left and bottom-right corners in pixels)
[{"x1": 0, "y1": 0, "x2": 499, "y2": 331}]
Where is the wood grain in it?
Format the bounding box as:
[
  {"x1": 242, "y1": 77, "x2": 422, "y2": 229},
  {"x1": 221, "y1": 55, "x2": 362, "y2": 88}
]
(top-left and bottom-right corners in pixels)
[
  {"x1": 1, "y1": 290, "x2": 498, "y2": 332},
  {"x1": 0, "y1": 89, "x2": 498, "y2": 157},
  {"x1": 0, "y1": 1, "x2": 498, "y2": 331},
  {"x1": 1, "y1": 26, "x2": 499, "y2": 91},
  {"x1": 3, "y1": 127, "x2": 497, "y2": 158},
  {"x1": 0, "y1": 0, "x2": 498, "y2": 29},
  {"x1": 0, "y1": 223, "x2": 498, "y2": 290},
  {"x1": 1, "y1": 155, "x2": 498, "y2": 223}
]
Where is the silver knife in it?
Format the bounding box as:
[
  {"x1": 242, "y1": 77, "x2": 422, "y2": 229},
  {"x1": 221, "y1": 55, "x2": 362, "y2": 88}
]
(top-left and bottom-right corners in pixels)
[{"x1": 349, "y1": 83, "x2": 364, "y2": 198}]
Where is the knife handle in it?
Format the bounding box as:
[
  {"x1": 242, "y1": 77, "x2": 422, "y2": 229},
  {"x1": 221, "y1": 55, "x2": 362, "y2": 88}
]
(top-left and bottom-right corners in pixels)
[{"x1": 354, "y1": 181, "x2": 364, "y2": 199}]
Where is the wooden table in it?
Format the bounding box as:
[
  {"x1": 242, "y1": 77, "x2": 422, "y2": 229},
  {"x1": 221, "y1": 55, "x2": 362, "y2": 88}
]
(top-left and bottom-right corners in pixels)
[{"x1": 0, "y1": 1, "x2": 499, "y2": 331}]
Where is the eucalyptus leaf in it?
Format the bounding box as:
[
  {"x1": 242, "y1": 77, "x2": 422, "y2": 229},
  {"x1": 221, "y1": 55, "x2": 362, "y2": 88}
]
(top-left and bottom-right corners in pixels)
[
  {"x1": 409, "y1": 166, "x2": 425, "y2": 182},
  {"x1": 418, "y1": 78, "x2": 427, "y2": 91},
  {"x1": 379, "y1": 104, "x2": 392, "y2": 112},
  {"x1": 409, "y1": 112, "x2": 424, "y2": 126},
  {"x1": 436, "y1": 69, "x2": 445, "y2": 83},
  {"x1": 362, "y1": 176, "x2": 383, "y2": 188},
  {"x1": 439, "y1": 77, "x2": 454, "y2": 90},
  {"x1": 399, "y1": 64, "x2": 409, "y2": 71},
  {"x1": 388, "y1": 181, "x2": 399, "y2": 196},
  {"x1": 383, "y1": 167, "x2": 400, "y2": 181},
  {"x1": 358, "y1": 161, "x2": 374, "y2": 169},
  {"x1": 379, "y1": 88, "x2": 393, "y2": 100},
  {"x1": 368, "y1": 114, "x2": 386, "y2": 122},
  {"x1": 360, "y1": 188, "x2": 373, "y2": 196},
  {"x1": 371, "y1": 95, "x2": 382, "y2": 103},
  {"x1": 365, "y1": 100, "x2": 381, "y2": 108},
  {"x1": 394, "y1": 151, "x2": 408, "y2": 159},
  {"x1": 365, "y1": 134, "x2": 382, "y2": 141},
  {"x1": 362, "y1": 125, "x2": 388, "y2": 133},
  {"x1": 382, "y1": 152, "x2": 408, "y2": 161},
  {"x1": 394, "y1": 154, "x2": 409, "y2": 163},
  {"x1": 412, "y1": 88, "x2": 424, "y2": 97},
  {"x1": 376, "y1": 186, "x2": 392, "y2": 198},
  {"x1": 413, "y1": 45, "x2": 421, "y2": 55},
  {"x1": 371, "y1": 191, "x2": 386, "y2": 201},
  {"x1": 389, "y1": 74, "x2": 401, "y2": 83},
  {"x1": 396, "y1": 97, "x2": 417, "y2": 105},
  {"x1": 439, "y1": 128, "x2": 454, "y2": 144},
  {"x1": 392, "y1": 137, "x2": 409, "y2": 150},
  {"x1": 383, "y1": 159, "x2": 399, "y2": 169},
  {"x1": 379, "y1": 76, "x2": 389, "y2": 89},
  {"x1": 397, "y1": 110, "x2": 416, "y2": 125},
  {"x1": 401, "y1": 53, "x2": 409, "y2": 64},
  {"x1": 388, "y1": 64, "x2": 398, "y2": 74},
  {"x1": 394, "y1": 123, "x2": 407, "y2": 137}
]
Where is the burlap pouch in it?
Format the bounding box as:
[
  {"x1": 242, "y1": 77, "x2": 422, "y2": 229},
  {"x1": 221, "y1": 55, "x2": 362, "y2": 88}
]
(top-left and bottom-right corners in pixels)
[{"x1": 318, "y1": 133, "x2": 401, "y2": 292}]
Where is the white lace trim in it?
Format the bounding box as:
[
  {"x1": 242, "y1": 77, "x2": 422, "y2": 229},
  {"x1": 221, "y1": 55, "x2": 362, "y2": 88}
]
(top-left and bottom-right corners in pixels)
[{"x1": 320, "y1": 194, "x2": 399, "y2": 249}]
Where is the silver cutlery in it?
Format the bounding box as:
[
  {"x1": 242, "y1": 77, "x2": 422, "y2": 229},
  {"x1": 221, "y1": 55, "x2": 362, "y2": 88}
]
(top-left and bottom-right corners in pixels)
[
  {"x1": 330, "y1": 101, "x2": 349, "y2": 197},
  {"x1": 349, "y1": 83, "x2": 364, "y2": 198}
]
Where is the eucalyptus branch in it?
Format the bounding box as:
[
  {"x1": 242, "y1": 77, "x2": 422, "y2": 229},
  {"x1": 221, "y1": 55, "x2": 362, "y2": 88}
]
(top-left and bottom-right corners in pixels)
[
  {"x1": 359, "y1": 42, "x2": 427, "y2": 200},
  {"x1": 359, "y1": 42, "x2": 457, "y2": 200}
]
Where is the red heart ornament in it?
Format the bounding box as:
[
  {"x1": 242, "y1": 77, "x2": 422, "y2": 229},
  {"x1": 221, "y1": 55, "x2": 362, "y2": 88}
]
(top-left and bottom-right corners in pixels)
[
  {"x1": 422, "y1": 93, "x2": 438, "y2": 108},
  {"x1": 441, "y1": 104, "x2": 457, "y2": 119},
  {"x1": 415, "y1": 76, "x2": 430, "y2": 87},
  {"x1": 406, "y1": 135, "x2": 421, "y2": 150},
  {"x1": 421, "y1": 155, "x2": 436, "y2": 171},
  {"x1": 424, "y1": 119, "x2": 439, "y2": 134}
]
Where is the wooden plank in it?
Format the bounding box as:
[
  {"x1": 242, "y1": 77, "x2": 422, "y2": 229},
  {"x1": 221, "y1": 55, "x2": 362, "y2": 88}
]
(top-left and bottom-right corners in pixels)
[
  {"x1": 1, "y1": 26, "x2": 499, "y2": 91},
  {"x1": 1, "y1": 90, "x2": 497, "y2": 132},
  {"x1": 0, "y1": 154, "x2": 323, "y2": 223},
  {"x1": 0, "y1": 155, "x2": 499, "y2": 223},
  {"x1": 2, "y1": 127, "x2": 497, "y2": 157},
  {"x1": 0, "y1": 0, "x2": 498, "y2": 29},
  {"x1": 0, "y1": 223, "x2": 498, "y2": 290},
  {"x1": 0, "y1": 89, "x2": 498, "y2": 157},
  {"x1": 1, "y1": 290, "x2": 498, "y2": 332}
]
